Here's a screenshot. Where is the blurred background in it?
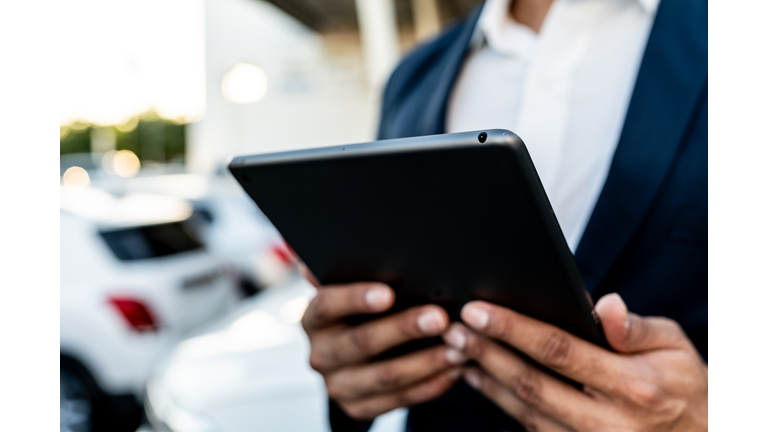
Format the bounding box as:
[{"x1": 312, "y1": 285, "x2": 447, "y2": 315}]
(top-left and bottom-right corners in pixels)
[{"x1": 60, "y1": 1, "x2": 480, "y2": 431}]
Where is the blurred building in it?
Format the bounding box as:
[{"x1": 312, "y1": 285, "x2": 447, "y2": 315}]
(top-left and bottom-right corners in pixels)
[
  {"x1": 187, "y1": 0, "x2": 480, "y2": 174},
  {"x1": 59, "y1": 0, "x2": 480, "y2": 173}
]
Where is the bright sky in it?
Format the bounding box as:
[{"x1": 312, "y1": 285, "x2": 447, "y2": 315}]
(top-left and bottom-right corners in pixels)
[{"x1": 58, "y1": 0, "x2": 206, "y2": 126}]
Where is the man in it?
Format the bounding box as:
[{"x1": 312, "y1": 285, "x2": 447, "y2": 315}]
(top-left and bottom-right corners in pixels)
[{"x1": 301, "y1": 0, "x2": 707, "y2": 430}]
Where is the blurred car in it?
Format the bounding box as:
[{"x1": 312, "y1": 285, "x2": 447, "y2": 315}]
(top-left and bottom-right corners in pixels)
[
  {"x1": 184, "y1": 176, "x2": 298, "y2": 294},
  {"x1": 60, "y1": 186, "x2": 242, "y2": 432},
  {"x1": 143, "y1": 276, "x2": 408, "y2": 432},
  {"x1": 92, "y1": 171, "x2": 298, "y2": 295}
]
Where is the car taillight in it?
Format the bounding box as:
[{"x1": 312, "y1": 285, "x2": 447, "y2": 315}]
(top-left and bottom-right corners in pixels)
[
  {"x1": 271, "y1": 242, "x2": 296, "y2": 266},
  {"x1": 108, "y1": 297, "x2": 158, "y2": 332}
]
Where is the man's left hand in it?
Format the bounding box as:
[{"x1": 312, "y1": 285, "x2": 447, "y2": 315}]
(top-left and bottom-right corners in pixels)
[{"x1": 443, "y1": 293, "x2": 708, "y2": 431}]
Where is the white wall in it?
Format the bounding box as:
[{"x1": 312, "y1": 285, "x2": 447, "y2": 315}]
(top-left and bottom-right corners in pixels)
[{"x1": 188, "y1": 0, "x2": 379, "y2": 174}]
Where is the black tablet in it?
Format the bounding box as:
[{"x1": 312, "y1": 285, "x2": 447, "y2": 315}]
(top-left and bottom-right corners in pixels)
[{"x1": 229, "y1": 129, "x2": 608, "y2": 351}]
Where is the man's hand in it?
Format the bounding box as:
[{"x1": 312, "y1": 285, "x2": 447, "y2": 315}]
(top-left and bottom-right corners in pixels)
[
  {"x1": 300, "y1": 267, "x2": 467, "y2": 420},
  {"x1": 442, "y1": 293, "x2": 708, "y2": 431}
]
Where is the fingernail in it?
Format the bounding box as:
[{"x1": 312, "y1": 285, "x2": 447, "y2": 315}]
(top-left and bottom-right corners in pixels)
[
  {"x1": 443, "y1": 325, "x2": 466, "y2": 350},
  {"x1": 596, "y1": 293, "x2": 629, "y2": 329},
  {"x1": 445, "y1": 348, "x2": 467, "y2": 365},
  {"x1": 365, "y1": 286, "x2": 391, "y2": 310},
  {"x1": 417, "y1": 310, "x2": 446, "y2": 335},
  {"x1": 462, "y1": 304, "x2": 489, "y2": 329},
  {"x1": 464, "y1": 369, "x2": 481, "y2": 390}
]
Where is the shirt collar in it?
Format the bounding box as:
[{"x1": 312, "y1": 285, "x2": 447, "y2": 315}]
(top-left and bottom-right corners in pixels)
[
  {"x1": 470, "y1": 0, "x2": 536, "y2": 55},
  {"x1": 636, "y1": 0, "x2": 660, "y2": 14},
  {"x1": 471, "y1": 0, "x2": 661, "y2": 50}
]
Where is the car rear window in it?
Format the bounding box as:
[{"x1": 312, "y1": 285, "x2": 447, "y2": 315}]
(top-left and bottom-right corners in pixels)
[{"x1": 99, "y1": 221, "x2": 203, "y2": 261}]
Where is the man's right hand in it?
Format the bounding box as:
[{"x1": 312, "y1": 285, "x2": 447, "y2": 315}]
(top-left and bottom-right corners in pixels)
[{"x1": 300, "y1": 276, "x2": 467, "y2": 420}]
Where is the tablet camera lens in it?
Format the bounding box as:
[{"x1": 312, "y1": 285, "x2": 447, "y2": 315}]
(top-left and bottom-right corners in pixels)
[{"x1": 478, "y1": 132, "x2": 487, "y2": 143}]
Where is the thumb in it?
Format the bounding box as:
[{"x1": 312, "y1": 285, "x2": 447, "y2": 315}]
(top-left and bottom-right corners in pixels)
[{"x1": 595, "y1": 293, "x2": 689, "y2": 353}]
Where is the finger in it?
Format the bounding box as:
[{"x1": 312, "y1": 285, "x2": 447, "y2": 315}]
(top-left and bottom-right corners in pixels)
[
  {"x1": 310, "y1": 305, "x2": 449, "y2": 371},
  {"x1": 302, "y1": 282, "x2": 394, "y2": 330},
  {"x1": 298, "y1": 262, "x2": 320, "y2": 289},
  {"x1": 464, "y1": 368, "x2": 573, "y2": 432},
  {"x1": 325, "y1": 345, "x2": 467, "y2": 401},
  {"x1": 339, "y1": 367, "x2": 462, "y2": 420},
  {"x1": 444, "y1": 323, "x2": 598, "y2": 431},
  {"x1": 458, "y1": 301, "x2": 625, "y2": 392},
  {"x1": 594, "y1": 293, "x2": 691, "y2": 353}
]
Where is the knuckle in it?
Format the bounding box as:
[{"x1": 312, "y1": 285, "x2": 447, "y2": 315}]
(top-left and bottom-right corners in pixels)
[
  {"x1": 376, "y1": 363, "x2": 401, "y2": 390},
  {"x1": 538, "y1": 331, "x2": 571, "y2": 367},
  {"x1": 308, "y1": 351, "x2": 325, "y2": 372},
  {"x1": 351, "y1": 325, "x2": 373, "y2": 355},
  {"x1": 624, "y1": 380, "x2": 663, "y2": 409},
  {"x1": 343, "y1": 403, "x2": 372, "y2": 420},
  {"x1": 511, "y1": 369, "x2": 542, "y2": 407},
  {"x1": 325, "y1": 379, "x2": 345, "y2": 401},
  {"x1": 588, "y1": 358, "x2": 615, "y2": 392}
]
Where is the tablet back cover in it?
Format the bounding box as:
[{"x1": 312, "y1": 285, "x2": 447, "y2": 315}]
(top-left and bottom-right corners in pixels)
[{"x1": 229, "y1": 130, "x2": 606, "y2": 349}]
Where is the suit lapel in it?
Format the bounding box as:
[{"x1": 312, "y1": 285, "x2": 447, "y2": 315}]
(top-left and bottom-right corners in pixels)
[
  {"x1": 419, "y1": 10, "x2": 481, "y2": 135},
  {"x1": 574, "y1": 0, "x2": 708, "y2": 293},
  {"x1": 389, "y1": 4, "x2": 483, "y2": 137}
]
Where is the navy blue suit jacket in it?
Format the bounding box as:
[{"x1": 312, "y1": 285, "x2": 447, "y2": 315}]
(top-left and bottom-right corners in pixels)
[{"x1": 330, "y1": 0, "x2": 707, "y2": 430}]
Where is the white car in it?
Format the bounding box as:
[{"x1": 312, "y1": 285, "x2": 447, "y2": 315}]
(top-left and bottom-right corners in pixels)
[
  {"x1": 60, "y1": 187, "x2": 242, "y2": 432},
  {"x1": 143, "y1": 276, "x2": 408, "y2": 432},
  {"x1": 94, "y1": 173, "x2": 298, "y2": 294}
]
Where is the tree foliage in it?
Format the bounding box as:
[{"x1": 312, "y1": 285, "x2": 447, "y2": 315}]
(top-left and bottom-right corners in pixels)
[{"x1": 60, "y1": 113, "x2": 186, "y2": 163}]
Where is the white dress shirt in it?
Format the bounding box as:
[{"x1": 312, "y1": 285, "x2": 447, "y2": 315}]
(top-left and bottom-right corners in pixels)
[{"x1": 446, "y1": 0, "x2": 659, "y2": 251}]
